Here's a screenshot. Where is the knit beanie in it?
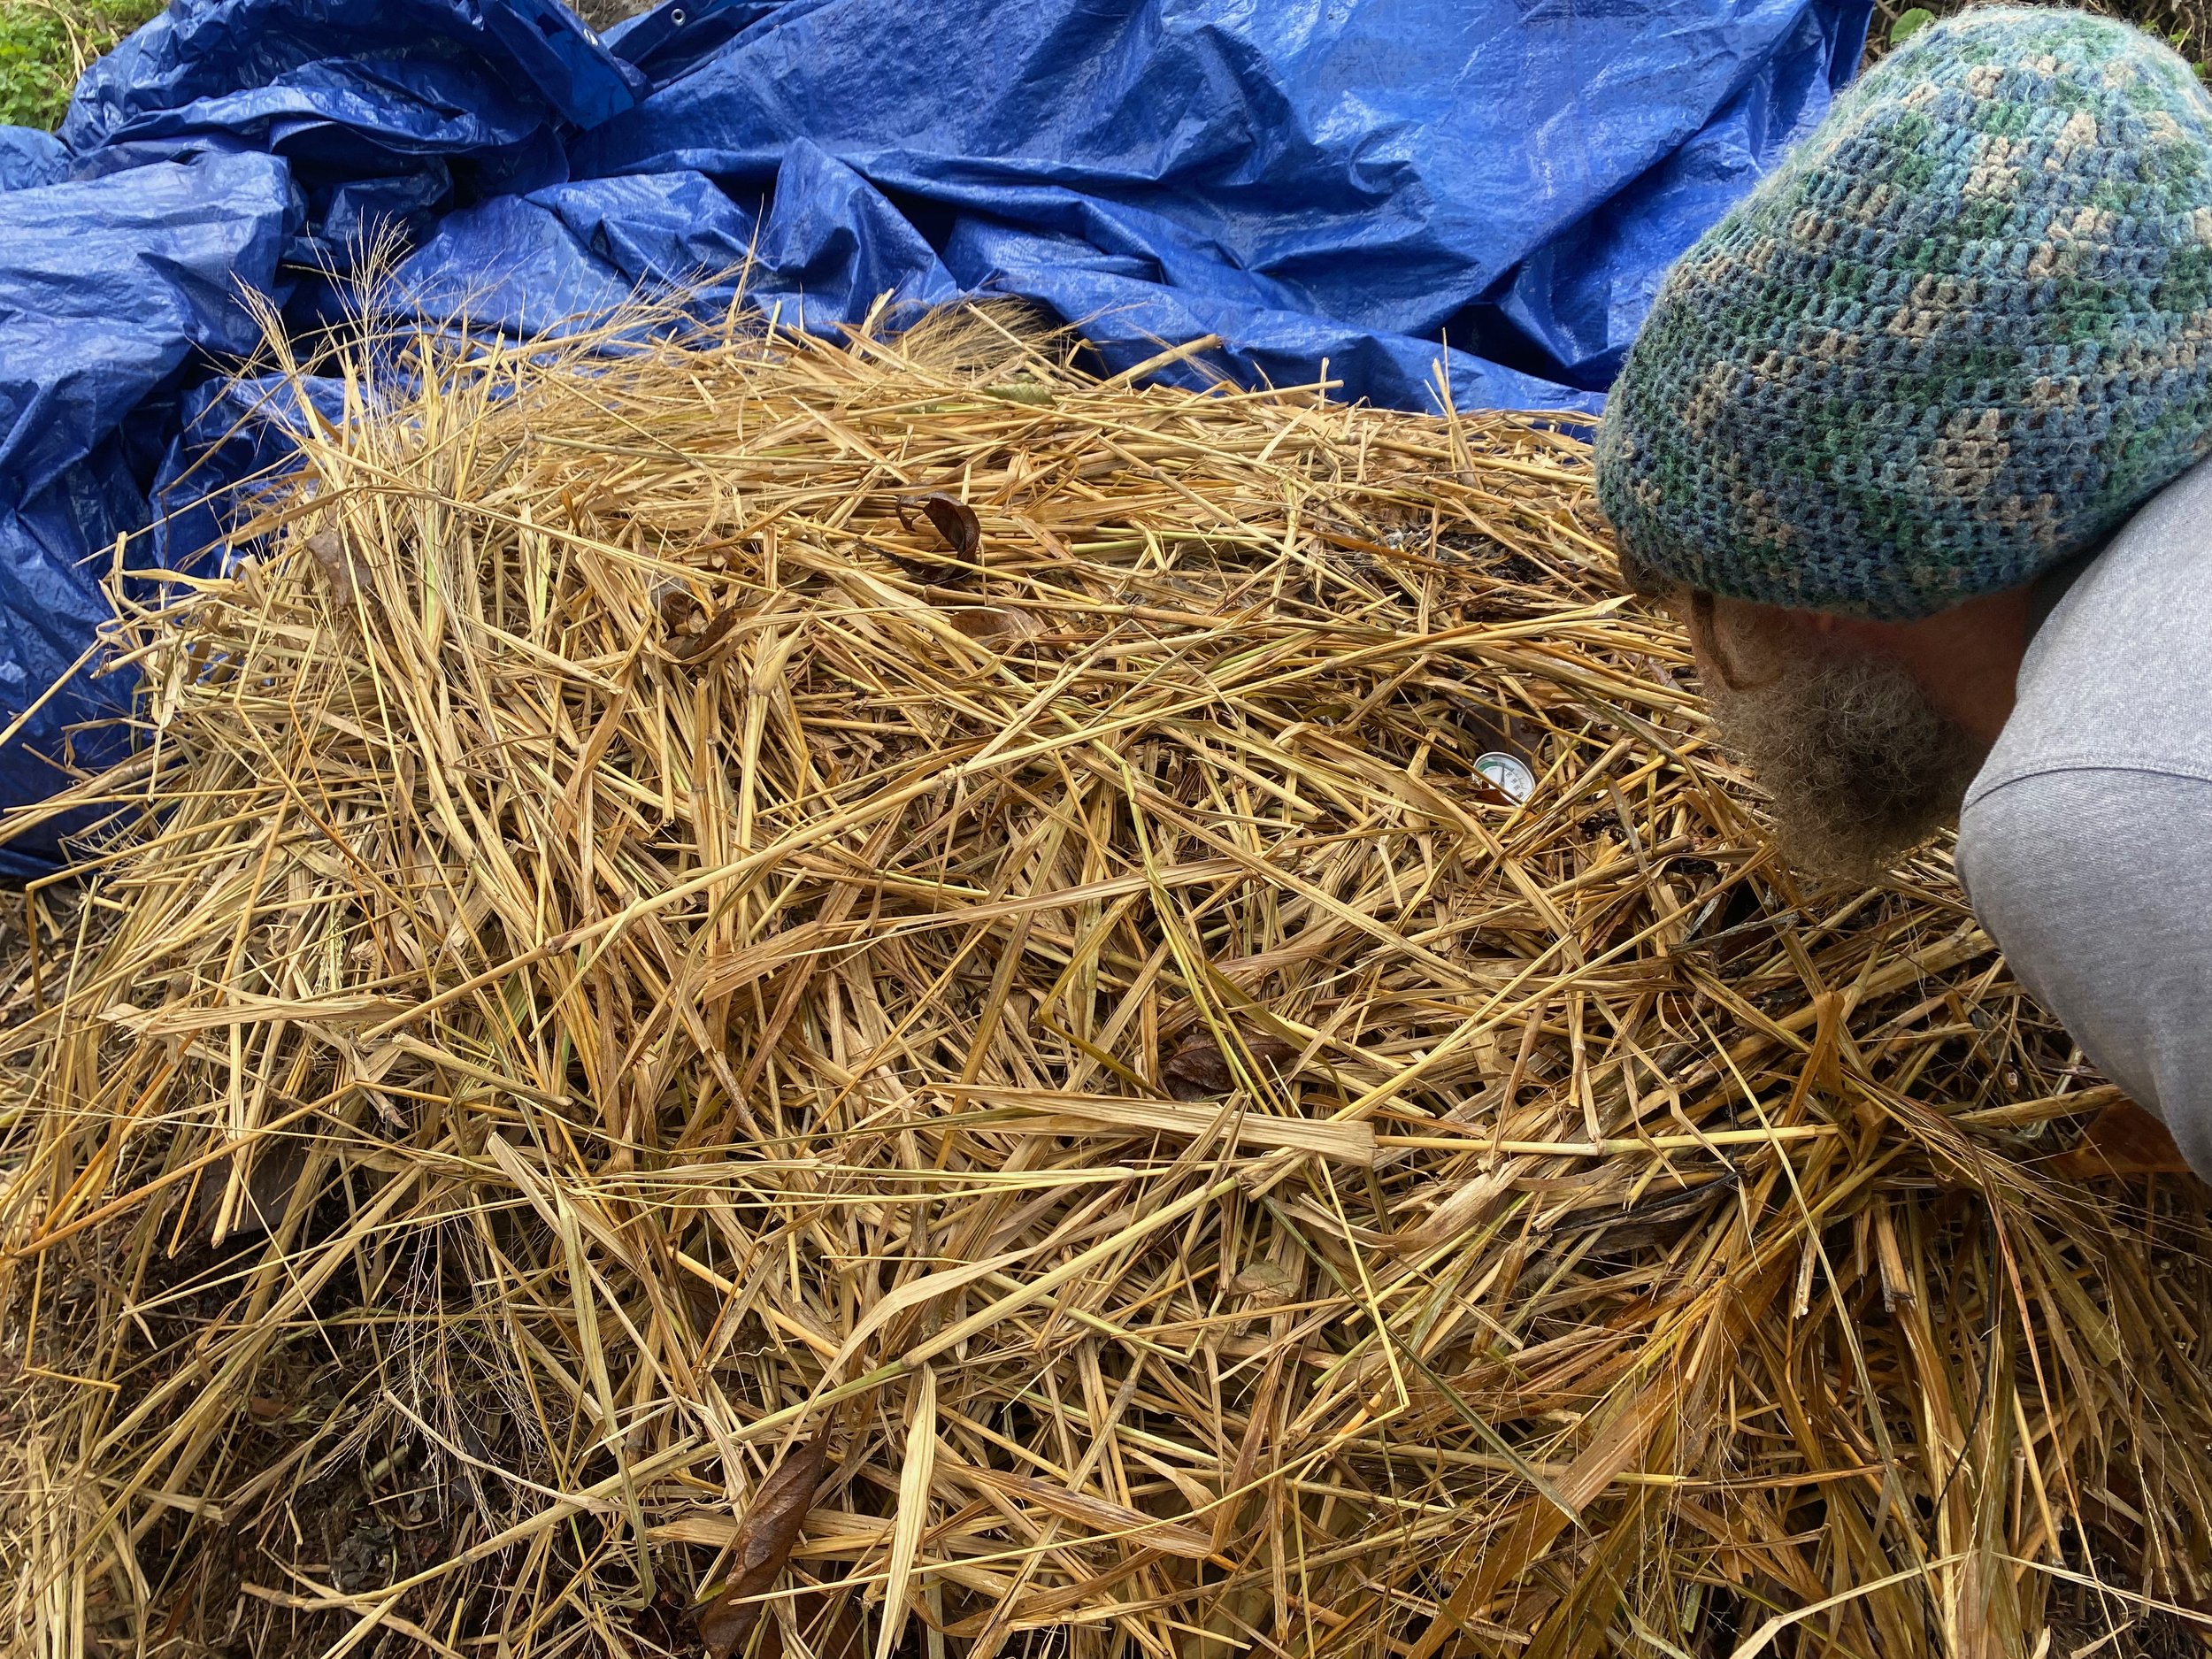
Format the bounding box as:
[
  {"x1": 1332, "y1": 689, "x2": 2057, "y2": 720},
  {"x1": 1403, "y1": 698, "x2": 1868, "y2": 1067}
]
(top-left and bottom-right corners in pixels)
[{"x1": 1595, "y1": 7, "x2": 2212, "y2": 619}]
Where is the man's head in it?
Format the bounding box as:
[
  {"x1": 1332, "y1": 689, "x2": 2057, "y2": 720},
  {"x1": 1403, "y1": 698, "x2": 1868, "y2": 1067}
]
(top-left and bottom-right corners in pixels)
[
  {"x1": 1622, "y1": 557, "x2": 2013, "y2": 879},
  {"x1": 1597, "y1": 9, "x2": 2212, "y2": 874}
]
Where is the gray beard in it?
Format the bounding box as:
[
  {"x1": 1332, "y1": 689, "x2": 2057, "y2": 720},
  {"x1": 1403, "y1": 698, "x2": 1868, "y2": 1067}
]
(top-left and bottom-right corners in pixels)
[{"x1": 1704, "y1": 648, "x2": 1991, "y2": 883}]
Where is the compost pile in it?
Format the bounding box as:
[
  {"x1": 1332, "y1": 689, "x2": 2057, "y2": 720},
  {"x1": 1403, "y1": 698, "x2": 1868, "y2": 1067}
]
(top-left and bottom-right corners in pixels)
[{"x1": 3, "y1": 303, "x2": 2208, "y2": 1659}]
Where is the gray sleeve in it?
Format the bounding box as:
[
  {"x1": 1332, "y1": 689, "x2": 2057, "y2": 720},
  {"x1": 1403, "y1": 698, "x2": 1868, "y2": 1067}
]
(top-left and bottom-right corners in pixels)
[{"x1": 1956, "y1": 768, "x2": 2212, "y2": 1179}]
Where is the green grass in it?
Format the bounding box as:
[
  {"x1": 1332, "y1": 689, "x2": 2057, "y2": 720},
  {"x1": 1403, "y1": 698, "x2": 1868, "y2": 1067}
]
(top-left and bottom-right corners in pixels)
[
  {"x1": 1867, "y1": 0, "x2": 2212, "y2": 74},
  {"x1": 0, "y1": 0, "x2": 162, "y2": 130}
]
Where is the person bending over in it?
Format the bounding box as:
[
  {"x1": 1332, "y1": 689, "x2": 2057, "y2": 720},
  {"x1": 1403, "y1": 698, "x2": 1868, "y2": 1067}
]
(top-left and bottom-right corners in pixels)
[{"x1": 1595, "y1": 7, "x2": 2212, "y2": 1174}]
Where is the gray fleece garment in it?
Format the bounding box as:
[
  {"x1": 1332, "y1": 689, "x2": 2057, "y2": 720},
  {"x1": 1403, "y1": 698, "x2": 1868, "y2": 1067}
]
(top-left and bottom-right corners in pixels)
[{"x1": 1957, "y1": 455, "x2": 2212, "y2": 1176}]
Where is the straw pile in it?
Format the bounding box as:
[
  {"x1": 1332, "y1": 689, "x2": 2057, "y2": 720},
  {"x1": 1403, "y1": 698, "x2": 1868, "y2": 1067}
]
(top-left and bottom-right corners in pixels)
[{"x1": 3, "y1": 300, "x2": 2208, "y2": 1659}]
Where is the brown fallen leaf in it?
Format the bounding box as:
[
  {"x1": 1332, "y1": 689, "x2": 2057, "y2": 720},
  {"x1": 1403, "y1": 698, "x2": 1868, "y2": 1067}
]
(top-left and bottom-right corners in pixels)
[
  {"x1": 654, "y1": 578, "x2": 709, "y2": 632},
  {"x1": 697, "y1": 1421, "x2": 834, "y2": 1658},
  {"x1": 2048, "y1": 1101, "x2": 2197, "y2": 1179},
  {"x1": 192, "y1": 1138, "x2": 311, "y2": 1245},
  {"x1": 1225, "y1": 1259, "x2": 1301, "y2": 1303},
  {"x1": 946, "y1": 606, "x2": 1041, "y2": 646},
  {"x1": 303, "y1": 528, "x2": 365, "y2": 607},
  {"x1": 652, "y1": 580, "x2": 756, "y2": 665},
  {"x1": 897, "y1": 492, "x2": 980, "y2": 560},
  {"x1": 666, "y1": 605, "x2": 747, "y2": 664},
  {"x1": 1161, "y1": 1033, "x2": 1299, "y2": 1101}
]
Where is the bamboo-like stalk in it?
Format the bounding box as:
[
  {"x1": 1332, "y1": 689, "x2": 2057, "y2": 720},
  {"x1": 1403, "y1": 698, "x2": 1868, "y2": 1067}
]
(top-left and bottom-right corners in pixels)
[{"x1": 0, "y1": 296, "x2": 2204, "y2": 1659}]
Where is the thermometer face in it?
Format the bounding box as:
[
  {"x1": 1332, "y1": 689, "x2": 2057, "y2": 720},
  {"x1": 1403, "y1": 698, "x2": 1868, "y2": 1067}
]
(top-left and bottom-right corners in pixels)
[{"x1": 1473, "y1": 751, "x2": 1535, "y2": 803}]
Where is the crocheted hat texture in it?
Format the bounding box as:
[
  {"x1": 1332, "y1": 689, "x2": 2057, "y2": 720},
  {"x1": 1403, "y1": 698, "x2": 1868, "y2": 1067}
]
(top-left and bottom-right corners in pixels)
[{"x1": 1596, "y1": 7, "x2": 2212, "y2": 619}]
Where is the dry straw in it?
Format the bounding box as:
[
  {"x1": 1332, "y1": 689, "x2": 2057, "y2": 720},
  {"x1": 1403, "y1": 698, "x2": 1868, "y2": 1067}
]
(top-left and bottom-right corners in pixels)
[{"x1": 1, "y1": 296, "x2": 2207, "y2": 1659}]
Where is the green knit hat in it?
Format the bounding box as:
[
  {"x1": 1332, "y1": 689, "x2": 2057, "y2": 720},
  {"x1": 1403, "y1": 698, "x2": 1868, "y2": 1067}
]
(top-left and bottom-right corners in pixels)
[{"x1": 1596, "y1": 7, "x2": 2212, "y2": 619}]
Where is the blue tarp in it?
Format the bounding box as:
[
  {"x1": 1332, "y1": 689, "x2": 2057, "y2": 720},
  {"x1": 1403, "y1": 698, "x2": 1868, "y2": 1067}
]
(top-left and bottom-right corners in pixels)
[{"x1": 0, "y1": 0, "x2": 1870, "y2": 871}]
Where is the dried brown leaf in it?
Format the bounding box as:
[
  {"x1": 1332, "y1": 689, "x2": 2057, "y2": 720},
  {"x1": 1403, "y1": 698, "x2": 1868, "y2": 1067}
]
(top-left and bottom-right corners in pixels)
[
  {"x1": 898, "y1": 491, "x2": 980, "y2": 559},
  {"x1": 654, "y1": 578, "x2": 707, "y2": 633},
  {"x1": 303, "y1": 528, "x2": 364, "y2": 606},
  {"x1": 945, "y1": 606, "x2": 1041, "y2": 645},
  {"x1": 665, "y1": 604, "x2": 747, "y2": 664},
  {"x1": 1226, "y1": 1260, "x2": 1300, "y2": 1302},
  {"x1": 2048, "y1": 1101, "x2": 2196, "y2": 1179},
  {"x1": 1161, "y1": 1033, "x2": 1298, "y2": 1101},
  {"x1": 697, "y1": 1423, "x2": 834, "y2": 1658}
]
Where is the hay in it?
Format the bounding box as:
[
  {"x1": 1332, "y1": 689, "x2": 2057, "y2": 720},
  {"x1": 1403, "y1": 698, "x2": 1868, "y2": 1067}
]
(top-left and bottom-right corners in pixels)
[{"x1": 3, "y1": 299, "x2": 2209, "y2": 1659}]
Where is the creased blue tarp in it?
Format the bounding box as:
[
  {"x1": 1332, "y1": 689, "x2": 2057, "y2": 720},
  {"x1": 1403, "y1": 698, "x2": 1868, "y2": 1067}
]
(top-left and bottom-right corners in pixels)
[{"x1": 0, "y1": 0, "x2": 1870, "y2": 872}]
